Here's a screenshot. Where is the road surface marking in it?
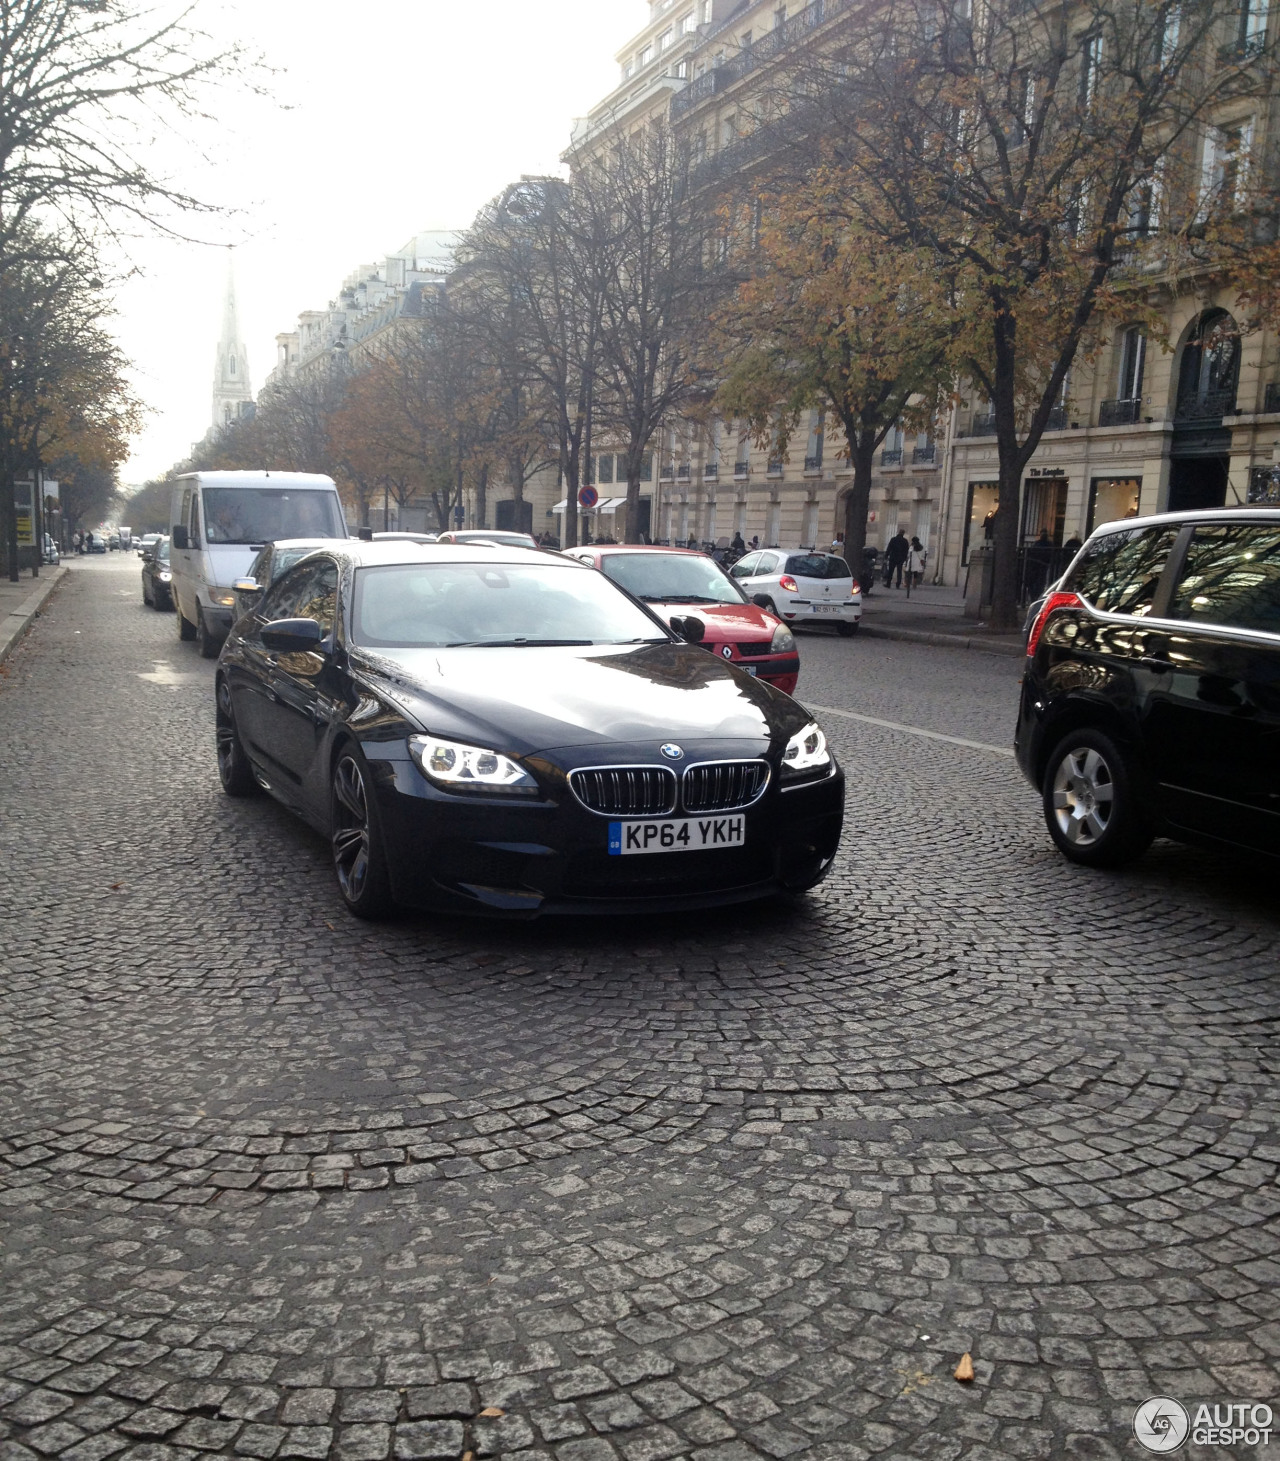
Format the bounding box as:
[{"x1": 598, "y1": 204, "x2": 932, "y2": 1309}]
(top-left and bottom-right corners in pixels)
[{"x1": 810, "y1": 705, "x2": 1015, "y2": 758}]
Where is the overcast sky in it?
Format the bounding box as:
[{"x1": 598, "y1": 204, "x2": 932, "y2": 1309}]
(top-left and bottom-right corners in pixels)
[{"x1": 114, "y1": 0, "x2": 650, "y2": 486}]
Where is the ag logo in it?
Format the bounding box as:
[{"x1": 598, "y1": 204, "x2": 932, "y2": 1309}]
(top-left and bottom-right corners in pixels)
[
  {"x1": 1133, "y1": 1397, "x2": 1190, "y2": 1453},
  {"x1": 721, "y1": 645, "x2": 733, "y2": 659}
]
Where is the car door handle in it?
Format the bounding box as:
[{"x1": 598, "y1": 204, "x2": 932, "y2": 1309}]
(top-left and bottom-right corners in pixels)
[{"x1": 1139, "y1": 657, "x2": 1171, "y2": 673}]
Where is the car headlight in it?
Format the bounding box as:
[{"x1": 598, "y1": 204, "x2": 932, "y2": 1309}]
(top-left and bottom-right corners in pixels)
[
  {"x1": 408, "y1": 735, "x2": 539, "y2": 796},
  {"x1": 207, "y1": 589, "x2": 236, "y2": 608},
  {"x1": 781, "y1": 721, "x2": 831, "y2": 780},
  {"x1": 770, "y1": 623, "x2": 796, "y2": 653},
  {"x1": 159, "y1": 572, "x2": 172, "y2": 582}
]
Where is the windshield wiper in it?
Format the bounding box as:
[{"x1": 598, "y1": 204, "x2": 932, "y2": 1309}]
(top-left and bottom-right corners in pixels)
[
  {"x1": 641, "y1": 594, "x2": 721, "y2": 604},
  {"x1": 444, "y1": 637, "x2": 595, "y2": 648}
]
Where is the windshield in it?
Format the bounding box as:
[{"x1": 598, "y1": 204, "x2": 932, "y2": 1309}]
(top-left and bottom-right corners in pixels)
[
  {"x1": 784, "y1": 554, "x2": 851, "y2": 580},
  {"x1": 156, "y1": 540, "x2": 170, "y2": 563},
  {"x1": 353, "y1": 562, "x2": 670, "y2": 649},
  {"x1": 601, "y1": 552, "x2": 746, "y2": 605},
  {"x1": 272, "y1": 545, "x2": 322, "y2": 580},
  {"x1": 201, "y1": 488, "x2": 346, "y2": 545}
]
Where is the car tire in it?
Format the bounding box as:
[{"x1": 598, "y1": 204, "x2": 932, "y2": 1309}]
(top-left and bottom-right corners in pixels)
[
  {"x1": 142, "y1": 580, "x2": 151, "y2": 607},
  {"x1": 215, "y1": 677, "x2": 258, "y2": 797},
  {"x1": 177, "y1": 603, "x2": 196, "y2": 640},
  {"x1": 331, "y1": 748, "x2": 394, "y2": 919},
  {"x1": 196, "y1": 607, "x2": 219, "y2": 659},
  {"x1": 836, "y1": 621, "x2": 859, "y2": 638},
  {"x1": 1041, "y1": 729, "x2": 1153, "y2": 868}
]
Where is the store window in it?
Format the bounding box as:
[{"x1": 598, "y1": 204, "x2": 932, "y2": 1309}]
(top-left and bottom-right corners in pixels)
[
  {"x1": 1248, "y1": 466, "x2": 1280, "y2": 504},
  {"x1": 1088, "y1": 477, "x2": 1142, "y2": 534},
  {"x1": 962, "y1": 481, "x2": 1000, "y2": 563}
]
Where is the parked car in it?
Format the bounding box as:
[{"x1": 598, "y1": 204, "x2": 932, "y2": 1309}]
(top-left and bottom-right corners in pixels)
[
  {"x1": 141, "y1": 536, "x2": 174, "y2": 610},
  {"x1": 215, "y1": 541, "x2": 844, "y2": 919},
  {"x1": 137, "y1": 533, "x2": 162, "y2": 556},
  {"x1": 728, "y1": 549, "x2": 862, "y2": 636},
  {"x1": 170, "y1": 470, "x2": 349, "y2": 659},
  {"x1": 1017, "y1": 508, "x2": 1280, "y2": 866},
  {"x1": 231, "y1": 538, "x2": 339, "y2": 621},
  {"x1": 86, "y1": 531, "x2": 108, "y2": 553},
  {"x1": 564, "y1": 544, "x2": 801, "y2": 694},
  {"x1": 438, "y1": 529, "x2": 540, "y2": 550},
  {"x1": 42, "y1": 534, "x2": 60, "y2": 566},
  {"x1": 369, "y1": 531, "x2": 439, "y2": 544},
  {"x1": 108, "y1": 533, "x2": 120, "y2": 550}
]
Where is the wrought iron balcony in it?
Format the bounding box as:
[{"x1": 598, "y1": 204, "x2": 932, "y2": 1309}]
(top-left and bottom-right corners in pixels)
[
  {"x1": 703, "y1": 463, "x2": 719, "y2": 480},
  {"x1": 1265, "y1": 382, "x2": 1280, "y2": 413},
  {"x1": 880, "y1": 448, "x2": 903, "y2": 467},
  {"x1": 1175, "y1": 388, "x2": 1237, "y2": 422},
  {"x1": 660, "y1": 461, "x2": 676, "y2": 480},
  {"x1": 733, "y1": 459, "x2": 750, "y2": 478},
  {"x1": 1045, "y1": 406, "x2": 1068, "y2": 431},
  {"x1": 1218, "y1": 32, "x2": 1266, "y2": 63},
  {"x1": 676, "y1": 464, "x2": 692, "y2": 482},
  {"x1": 804, "y1": 454, "x2": 823, "y2": 472},
  {"x1": 1099, "y1": 397, "x2": 1142, "y2": 427},
  {"x1": 766, "y1": 457, "x2": 784, "y2": 477},
  {"x1": 912, "y1": 443, "x2": 936, "y2": 464}
]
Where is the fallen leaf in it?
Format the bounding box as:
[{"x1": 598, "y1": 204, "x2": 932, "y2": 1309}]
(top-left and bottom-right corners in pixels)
[
  {"x1": 109, "y1": 883, "x2": 124, "y2": 891},
  {"x1": 954, "y1": 1352, "x2": 975, "y2": 1383},
  {"x1": 324, "y1": 922, "x2": 335, "y2": 931},
  {"x1": 478, "y1": 1407, "x2": 504, "y2": 1418}
]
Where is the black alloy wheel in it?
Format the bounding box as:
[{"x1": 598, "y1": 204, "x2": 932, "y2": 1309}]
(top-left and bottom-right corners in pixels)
[
  {"x1": 215, "y1": 678, "x2": 257, "y2": 796},
  {"x1": 331, "y1": 750, "x2": 393, "y2": 919},
  {"x1": 1042, "y1": 728, "x2": 1153, "y2": 868}
]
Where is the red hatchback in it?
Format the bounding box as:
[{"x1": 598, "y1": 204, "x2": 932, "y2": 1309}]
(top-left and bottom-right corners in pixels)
[{"x1": 565, "y1": 545, "x2": 801, "y2": 694}]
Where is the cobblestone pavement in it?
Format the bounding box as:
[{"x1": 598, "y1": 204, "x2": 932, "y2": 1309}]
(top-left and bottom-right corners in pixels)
[{"x1": 1, "y1": 556, "x2": 1277, "y2": 1461}]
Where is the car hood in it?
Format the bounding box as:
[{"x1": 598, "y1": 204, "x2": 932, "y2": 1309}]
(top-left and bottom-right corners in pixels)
[
  {"x1": 647, "y1": 602, "x2": 776, "y2": 640},
  {"x1": 350, "y1": 641, "x2": 807, "y2": 755}
]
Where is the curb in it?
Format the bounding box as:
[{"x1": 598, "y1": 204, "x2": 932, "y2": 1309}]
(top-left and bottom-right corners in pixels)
[
  {"x1": 858, "y1": 622, "x2": 1025, "y2": 659},
  {"x1": 0, "y1": 565, "x2": 69, "y2": 666}
]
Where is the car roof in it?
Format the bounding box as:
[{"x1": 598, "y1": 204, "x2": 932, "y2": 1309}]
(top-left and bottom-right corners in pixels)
[
  {"x1": 176, "y1": 471, "x2": 336, "y2": 490},
  {"x1": 287, "y1": 541, "x2": 587, "y2": 570},
  {"x1": 578, "y1": 544, "x2": 709, "y2": 557},
  {"x1": 265, "y1": 537, "x2": 345, "y2": 551},
  {"x1": 1090, "y1": 506, "x2": 1280, "y2": 538}
]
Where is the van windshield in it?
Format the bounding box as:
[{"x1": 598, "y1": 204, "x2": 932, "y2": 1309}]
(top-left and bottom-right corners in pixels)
[{"x1": 201, "y1": 488, "x2": 345, "y2": 545}]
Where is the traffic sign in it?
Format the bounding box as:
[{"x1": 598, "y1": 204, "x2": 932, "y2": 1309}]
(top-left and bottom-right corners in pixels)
[
  {"x1": 454, "y1": 503, "x2": 465, "y2": 523},
  {"x1": 578, "y1": 485, "x2": 599, "y2": 510}
]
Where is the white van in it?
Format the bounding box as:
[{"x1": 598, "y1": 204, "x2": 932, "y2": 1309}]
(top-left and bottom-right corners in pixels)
[{"x1": 170, "y1": 471, "x2": 348, "y2": 657}]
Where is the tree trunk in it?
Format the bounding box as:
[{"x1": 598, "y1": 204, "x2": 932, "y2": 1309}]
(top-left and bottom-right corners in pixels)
[
  {"x1": 988, "y1": 454, "x2": 1023, "y2": 630},
  {"x1": 476, "y1": 463, "x2": 488, "y2": 530},
  {"x1": 2, "y1": 464, "x2": 19, "y2": 582},
  {"x1": 624, "y1": 464, "x2": 643, "y2": 545},
  {"x1": 842, "y1": 438, "x2": 876, "y2": 592}
]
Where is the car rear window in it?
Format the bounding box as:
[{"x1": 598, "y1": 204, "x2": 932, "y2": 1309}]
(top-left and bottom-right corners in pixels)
[
  {"x1": 1061, "y1": 525, "x2": 1178, "y2": 616},
  {"x1": 1169, "y1": 522, "x2": 1280, "y2": 634},
  {"x1": 784, "y1": 554, "x2": 851, "y2": 580}
]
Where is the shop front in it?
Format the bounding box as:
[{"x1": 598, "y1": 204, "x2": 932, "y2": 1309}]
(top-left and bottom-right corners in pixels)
[{"x1": 1087, "y1": 476, "x2": 1142, "y2": 534}]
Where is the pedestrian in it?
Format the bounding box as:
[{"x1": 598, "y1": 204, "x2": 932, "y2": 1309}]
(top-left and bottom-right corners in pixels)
[
  {"x1": 831, "y1": 530, "x2": 844, "y2": 555},
  {"x1": 1064, "y1": 534, "x2": 1083, "y2": 555},
  {"x1": 687, "y1": 533, "x2": 698, "y2": 549},
  {"x1": 1028, "y1": 528, "x2": 1054, "y2": 596},
  {"x1": 884, "y1": 528, "x2": 910, "y2": 588},
  {"x1": 908, "y1": 535, "x2": 927, "y2": 588},
  {"x1": 749, "y1": 535, "x2": 759, "y2": 550}
]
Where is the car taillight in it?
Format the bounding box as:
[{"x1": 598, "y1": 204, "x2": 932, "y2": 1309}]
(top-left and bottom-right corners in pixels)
[
  {"x1": 849, "y1": 581, "x2": 860, "y2": 596},
  {"x1": 779, "y1": 575, "x2": 799, "y2": 593},
  {"x1": 1026, "y1": 591, "x2": 1083, "y2": 657}
]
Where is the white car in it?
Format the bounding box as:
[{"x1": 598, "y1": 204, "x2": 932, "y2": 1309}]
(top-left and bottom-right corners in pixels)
[{"x1": 729, "y1": 549, "x2": 862, "y2": 636}]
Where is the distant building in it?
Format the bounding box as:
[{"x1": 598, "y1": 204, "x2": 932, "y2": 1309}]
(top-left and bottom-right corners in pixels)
[{"x1": 212, "y1": 250, "x2": 254, "y2": 431}]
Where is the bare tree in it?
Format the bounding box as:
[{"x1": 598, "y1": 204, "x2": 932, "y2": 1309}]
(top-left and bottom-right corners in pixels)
[
  {"x1": 0, "y1": 0, "x2": 255, "y2": 274},
  {"x1": 806, "y1": 0, "x2": 1274, "y2": 626},
  {"x1": 581, "y1": 126, "x2": 731, "y2": 545}
]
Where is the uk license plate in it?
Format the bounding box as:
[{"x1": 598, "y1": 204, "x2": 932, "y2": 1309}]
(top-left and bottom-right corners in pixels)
[{"x1": 609, "y1": 815, "x2": 746, "y2": 856}]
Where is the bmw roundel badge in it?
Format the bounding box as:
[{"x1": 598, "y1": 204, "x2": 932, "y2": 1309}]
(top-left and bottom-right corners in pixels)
[
  {"x1": 660, "y1": 744, "x2": 684, "y2": 761},
  {"x1": 721, "y1": 645, "x2": 733, "y2": 659}
]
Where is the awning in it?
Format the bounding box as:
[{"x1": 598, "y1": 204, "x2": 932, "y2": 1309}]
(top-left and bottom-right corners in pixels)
[{"x1": 550, "y1": 495, "x2": 627, "y2": 515}]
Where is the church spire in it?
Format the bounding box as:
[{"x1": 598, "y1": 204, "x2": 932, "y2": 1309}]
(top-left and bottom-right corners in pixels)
[{"x1": 212, "y1": 247, "x2": 253, "y2": 431}]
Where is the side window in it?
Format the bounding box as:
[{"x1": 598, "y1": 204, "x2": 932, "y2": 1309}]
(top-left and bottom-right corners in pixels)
[
  {"x1": 179, "y1": 488, "x2": 192, "y2": 536},
  {"x1": 757, "y1": 553, "x2": 780, "y2": 575},
  {"x1": 189, "y1": 491, "x2": 202, "y2": 545},
  {"x1": 730, "y1": 553, "x2": 758, "y2": 578},
  {"x1": 258, "y1": 564, "x2": 312, "y2": 623},
  {"x1": 1170, "y1": 523, "x2": 1280, "y2": 634},
  {"x1": 294, "y1": 561, "x2": 339, "y2": 635},
  {"x1": 1063, "y1": 525, "x2": 1178, "y2": 616}
]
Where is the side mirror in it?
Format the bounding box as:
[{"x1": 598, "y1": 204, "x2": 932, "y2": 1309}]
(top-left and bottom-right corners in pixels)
[
  {"x1": 261, "y1": 617, "x2": 324, "y2": 653},
  {"x1": 357, "y1": 526, "x2": 373, "y2": 541},
  {"x1": 751, "y1": 594, "x2": 772, "y2": 610},
  {"x1": 233, "y1": 577, "x2": 261, "y2": 594},
  {"x1": 172, "y1": 525, "x2": 189, "y2": 550},
  {"x1": 671, "y1": 614, "x2": 705, "y2": 644}
]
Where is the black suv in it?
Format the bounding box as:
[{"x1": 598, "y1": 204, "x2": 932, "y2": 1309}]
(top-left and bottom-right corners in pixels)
[{"x1": 1017, "y1": 509, "x2": 1280, "y2": 866}]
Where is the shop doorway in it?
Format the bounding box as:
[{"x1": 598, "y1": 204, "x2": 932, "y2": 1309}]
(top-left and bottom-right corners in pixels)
[
  {"x1": 1021, "y1": 477, "x2": 1068, "y2": 544},
  {"x1": 962, "y1": 481, "x2": 1000, "y2": 564},
  {"x1": 1168, "y1": 457, "x2": 1228, "y2": 511}
]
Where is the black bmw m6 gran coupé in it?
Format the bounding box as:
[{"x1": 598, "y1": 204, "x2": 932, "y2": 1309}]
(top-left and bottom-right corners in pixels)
[{"x1": 214, "y1": 541, "x2": 844, "y2": 918}]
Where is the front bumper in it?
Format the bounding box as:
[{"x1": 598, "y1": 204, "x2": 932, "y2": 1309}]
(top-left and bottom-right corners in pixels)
[
  {"x1": 203, "y1": 604, "x2": 235, "y2": 634},
  {"x1": 367, "y1": 747, "x2": 844, "y2": 917}
]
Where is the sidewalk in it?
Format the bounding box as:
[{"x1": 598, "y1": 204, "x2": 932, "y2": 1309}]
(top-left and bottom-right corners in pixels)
[
  {"x1": 0, "y1": 561, "x2": 70, "y2": 666},
  {"x1": 857, "y1": 579, "x2": 1025, "y2": 657}
]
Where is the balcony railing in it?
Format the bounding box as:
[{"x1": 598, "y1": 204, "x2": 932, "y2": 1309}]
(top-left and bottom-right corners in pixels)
[
  {"x1": 703, "y1": 463, "x2": 719, "y2": 480},
  {"x1": 766, "y1": 457, "x2": 784, "y2": 476},
  {"x1": 660, "y1": 461, "x2": 676, "y2": 480},
  {"x1": 1045, "y1": 406, "x2": 1068, "y2": 431},
  {"x1": 676, "y1": 464, "x2": 692, "y2": 482},
  {"x1": 1218, "y1": 32, "x2": 1266, "y2": 63},
  {"x1": 673, "y1": 0, "x2": 851, "y2": 120},
  {"x1": 1176, "y1": 388, "x2": 1237, "y2": 422},
  {"x1": 1099, "y1": 397, "x2": 1142, "y2": 427},
  {"x1": 733, "y1": 459, "x2": 750, "y2": 478},
  {"x1": 804, "y1": 454, "x2": 823, "y2": 472},
  {"x1": 880, "y1": 447, "x2": 903, "y2": 467},
  {"x1": 912, "y1": 443, "x2": 936, "y2": 464},
  {"x1": 1265, "y1": 382, "x2": 1280, "y2": 413}
]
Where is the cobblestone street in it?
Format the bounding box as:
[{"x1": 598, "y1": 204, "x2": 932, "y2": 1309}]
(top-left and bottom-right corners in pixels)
[{"x1": 1, "y1": 556, "x2": 1277, "y2": 1461}]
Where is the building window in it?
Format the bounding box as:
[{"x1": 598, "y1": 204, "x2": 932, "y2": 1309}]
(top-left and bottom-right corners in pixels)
[
  {"x1": 701, "y1": 0, "x2": 712, "y2": 21},
  {"x1": 639, "y1": 43, "x2": 653, "y2": 66},
  {"x1": 1117, "y1": 326, "x2": 1146, "y2": 402},
  {"x1": 680, "y1": 11, "x2": 697, "y2": 34},
  {"x1": 1079, "y1": 31, "x2": 1103, "y2": 109},
  {"x1": 659, "y1": 27, "x2": 674, "y2": 50},
  {"x1": 1198, "y1": 120, "x2": 1254, "y2": 216},
  {"x1": 775, "y1": 5, "x2": 787, "y2": 27},
  {"x1": 229, "y1": 355, "x2": 236, "y2": 375}
]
